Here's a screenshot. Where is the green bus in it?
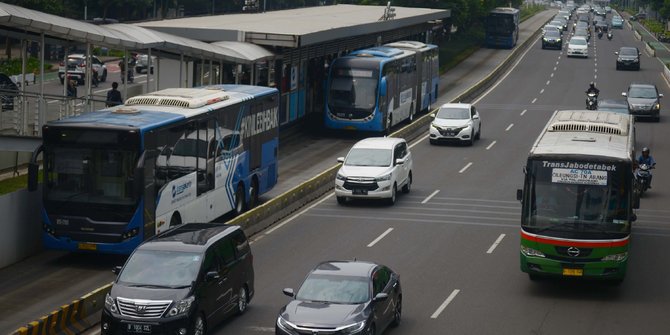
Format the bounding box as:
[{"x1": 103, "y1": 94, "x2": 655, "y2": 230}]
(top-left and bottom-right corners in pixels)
[{"x1": 517, "y1": 110, "x2": 637, "y2": 283}]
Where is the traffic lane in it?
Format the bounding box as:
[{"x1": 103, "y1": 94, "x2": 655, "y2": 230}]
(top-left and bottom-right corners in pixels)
[{"x1": 23, "y1": 69, "x2": 150, "y2": 99}]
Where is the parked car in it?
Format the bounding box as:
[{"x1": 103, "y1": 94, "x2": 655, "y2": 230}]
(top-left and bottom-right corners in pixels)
[
  {"x1": 616, "y1": 47, "x2": 641, "y2": 70},
  {"x1": 0, "y1": 73, "x2": 19, "y2": 111},
  {"x1": 567, "y1": 36, "x2": 589, "y2": 58},
  {"x1": 135, "y1": 54, "x2": 156, "y2": 74},
  {"x1": 429, "y1": 102, "x2": 482, "y2": 145},
  {"x1": 58, "y1": 54, "x2": 107, "y2": 85},
  {"x1": 101, "y1": 223, "x2": 254, "y2": 335},
  {"x1": 542, "y1": 30, "x2": 563, "y2": 50},
  {"x1": 622, "y1": 83, "x2": 663, "y2": 122},
  {"x1": 335, "y1": 137, "x2": 413, "y2": 205},
  {"x1": 276, "y1": 260, "x2": 402, "y2": 335}
]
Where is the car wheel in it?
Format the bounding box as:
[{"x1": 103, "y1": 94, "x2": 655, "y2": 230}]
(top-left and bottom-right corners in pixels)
[
  {"x1": 654, "y1": 115, "x2": 660, "y2": 122},
  {"x1": 429, "y1": 138, "x2": 436, "y2": 145},
  {"x1": 367, "y1": 323, "x2": 376, "y2": 335},
  {"x1": 101, "y1": 70, "x2": 107, "y2": 82},
  {"x1": 234, "y1": 185, "x2": 246, "y2": 215},
  {"x1": 387, "y1": 184, "x2": 397, "y2": 205},
  {"x1": 191, "y1": 313, "x2": 206, "y2": 335},
  {"x1": 385, "y1": 115, "x2": 393, "y2": 136},
  {"x1": 616, "y1": 64, "x2": 620, "y2": 70},
  {"x1": 60, "y1": 77, "x2": 64, "y2": 85},
  {"x1": 528, "y1": 273, "x2": 541, "y2": 281},
  {"x1": 237, "y1": 286, "x2": 248, "y2": 315},
  {"x1": 336, "y1": 196, "x2": 347, "y2": 205},
  {"x1": 391, "y1": 297, "x2": 402, "y2": 327},
  {"x1": 475, "y1": 124, "x2": 481, "y2": 140},
  {"x1": 248, "y1": 179, "x2": 259, "y2": 209},
  {"x1": 402, "y1": 172, "x2": 412, "y2": 194},
  {"x1": 467, "y1": 130, "x2": 474, "y2": 146}
]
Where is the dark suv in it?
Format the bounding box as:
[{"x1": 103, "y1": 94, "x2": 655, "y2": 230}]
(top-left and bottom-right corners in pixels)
[
  {"x1": 622, "y1": 83, "x2": 663, "y2": 122},
  {"x1": 616, "y1": 47, "x2": 640, "y2": 70},
  {"x1": 101, "y1": 224, "x2": 254, "y2": 335}
]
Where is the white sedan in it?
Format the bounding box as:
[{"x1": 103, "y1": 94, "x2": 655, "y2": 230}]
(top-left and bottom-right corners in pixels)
[
  {"x1": 429, "y1": 103, "x2": 481, "y2": 146},
  {"x1": 567, "y1": 36, "x2": 589, "y2": 58}
]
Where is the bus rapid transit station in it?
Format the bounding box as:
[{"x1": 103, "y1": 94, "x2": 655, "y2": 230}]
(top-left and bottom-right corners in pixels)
[{"x1": 517, "y1": 110, "x2": 636, "y2": 283}]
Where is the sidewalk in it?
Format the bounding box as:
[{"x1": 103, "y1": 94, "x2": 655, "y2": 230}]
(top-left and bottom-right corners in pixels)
[{"x1": 621, "y1": 12, "x2": 670, "y2": 64}]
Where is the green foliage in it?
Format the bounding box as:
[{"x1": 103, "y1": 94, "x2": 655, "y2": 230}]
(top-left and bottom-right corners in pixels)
[
  {"x1": 0, "y1": 58, "x2": 52, "y2": 76},
  {"x1": 439, "y1": 27, "x2": 485, "y2": 73},
  {"x1": 520, "y1": 4, "x2": 546, "y2": 21},
  {"x1": 643, "y1": 19, "x2": 665, "y2": 34},
  {"x1": 0, "y1": 172, "x2": 42, "y2": 196}
]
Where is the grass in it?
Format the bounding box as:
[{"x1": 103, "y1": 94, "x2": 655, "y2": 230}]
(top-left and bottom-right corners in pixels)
[{"x1": 0, "y1": 173, "x2": 30, "y2": 195}]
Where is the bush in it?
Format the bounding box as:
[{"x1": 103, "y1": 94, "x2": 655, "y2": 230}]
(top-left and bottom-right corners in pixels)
[{"x1": 0, "y1": 57, "x2": 52, "y2": 76}]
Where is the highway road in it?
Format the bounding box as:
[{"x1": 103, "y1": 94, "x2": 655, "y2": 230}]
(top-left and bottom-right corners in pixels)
[
  {"x1": 200, "y1": 15, "x2": 670, "y2": 335},
  {"x1": 4, "y1": 9, "x2": 670, "y2": 335}
]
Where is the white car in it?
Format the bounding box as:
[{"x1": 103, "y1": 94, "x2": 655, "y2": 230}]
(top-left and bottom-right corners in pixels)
[
  {"x1": 567, "y1": 36, "x2": 589, "y2": 58},
  {"x1": 429, "y1": 103, "x2": 481, "y2": 145},
  {"x1": 58, "y1": 54, "x2": 107, "y2": 85},
  {"x1": 335, "y1": 137, "x2": 412, "y2": 205}
]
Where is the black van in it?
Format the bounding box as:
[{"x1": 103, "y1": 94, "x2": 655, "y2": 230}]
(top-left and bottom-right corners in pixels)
[{"x1": 101, "y1": 224, "x2": 254, "y2": 335}]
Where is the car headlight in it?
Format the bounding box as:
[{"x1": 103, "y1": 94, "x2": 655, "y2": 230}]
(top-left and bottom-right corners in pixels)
[
  {"x1": 521, "y1": 245, "x2": 545, "y2": 258},
  {"x1": 276, "y1": 316, "x2": 295, "y2": 332},
  {"x1": 557, "y1": 38, "x2": 561, "y2": 42},
  {"x1": 167, "y1": 296, "x2": 194, "y2": 317},
  {"x1": 602, "y1": 252, "x2": 628, "y2": 262},
  {"x1": 376, "y1": 173, "x2": 392, "y2": 182},
  {"x1": 336, "y1": 173, "x2": 347, "y2": 181},
  {"x1": 341, "y1": 320, "x2": 367, "y2": 334},
  {"x1": 431, "y1": 123, "x2": 440, "y2": 130},
  {"x1": 105, "y1": 293, "x2": 118, "y2": 314},
  {"x1": 543, "y1": 37, "x2": 548, "y2": 41},
  {"x1": 653, "y1": 103, "x2": 660, "y2": 110}
]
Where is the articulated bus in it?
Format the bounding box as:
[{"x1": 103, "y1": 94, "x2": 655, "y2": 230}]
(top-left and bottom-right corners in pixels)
[
  {"x1": 28, "y1": 85, "x2": 279, "y2": 254},
  {"x1": 486, "y1": 7, "x2": 520, "y2": 48},
  {"x1": 325, "y1": 42, "x2": 438, "y2": 133},
  {"x1": 517, "y1": 110, "x2": 637, "y2": 283}
]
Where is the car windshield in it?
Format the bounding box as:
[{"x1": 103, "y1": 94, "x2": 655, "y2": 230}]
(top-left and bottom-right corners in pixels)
[
  {"x1": 545, "y1": 31, "x2": 561, "y2": 38},
  {"x1": 570, "y1": 38, "x2": 587, "y2": 45},
  {"x1": 629, "y1": 87, "x2": 657, "y2": 99},
  {"x1": 436, "y1": 107, "x2": 469, "y2": 119},
  {"x1": 118, "y1": 249, "x2": 202, "y2": 287},
  {"x1": 345, "y1": 148, "x2": 391, "y2": 167},
  {"x1": 296, "y1": 274, "x2": 370, "y2": 304},
  {"x1": 620, "y1": 48, "x2": 638, "y2": 56}
]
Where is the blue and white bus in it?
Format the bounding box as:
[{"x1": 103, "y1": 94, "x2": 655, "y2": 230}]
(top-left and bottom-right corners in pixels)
[
  {"x1": 28, "y1": 85, "x2": 279, "y2": 254},
  {"x1": 486, "y1": 7, "x2": 520, "y2": 48},
  {"x1": 384, "y1": 41, "x2": 439, "y2": 116},
  {"x1": 325, "y1": 42, "x2": 437, "y2": 133}
]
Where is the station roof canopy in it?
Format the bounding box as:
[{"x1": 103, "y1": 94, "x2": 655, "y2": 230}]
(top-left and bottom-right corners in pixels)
[
  {"x1": 0, "y1": 3, "x2": 269, "y2": 64},
  {"x1": 138, "y1": 4, "x2": 450, "y2": 48}
]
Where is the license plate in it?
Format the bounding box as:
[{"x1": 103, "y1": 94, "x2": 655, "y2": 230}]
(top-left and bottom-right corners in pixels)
[
  {"x1": 447, "y1": 132, "x2": 457, "y2": 136},
  {"x1": 562, "y1": 268, "x2": 583, "y2": 276},
  {"x1": 127, "y1": 323, "x2": 152, "y2": 333},
  {"x1": 353, "y1": 189, "x2": 368, "y2": 195},
  {"x1": 78, "y1": 243, "x2": 97, "y2": 251}
]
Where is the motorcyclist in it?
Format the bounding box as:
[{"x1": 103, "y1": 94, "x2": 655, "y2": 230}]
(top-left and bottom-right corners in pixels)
[
  {"x1": 586, "y1": 82, "x2": 600, "y2": 96},
  {"x1": 585, "y1": 82, "x2": 599, "y2": 109},
  {"x1": 637, "y1": 147, "x2": 657, "y2": 188},
  {"x1": 597, "y1": 27, "x2": 604, "y2": 39}
]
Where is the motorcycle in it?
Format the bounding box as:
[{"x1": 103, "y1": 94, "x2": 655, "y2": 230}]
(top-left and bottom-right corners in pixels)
[
  {"x1": 607, "y1": 32, "x2": 613, "y2": 41},
  {"x1": 635, "y1": 163, "x2": 654, "y2": 196},
  {"x1": 120, "y1": 58, "x2": 136, "y2": 84},
  {"x1": 597, "y1": 30, "x2": 603, "y2": 39},
  {"x1": 586, "y1": 92, "x2": 598, "y2": 110}
]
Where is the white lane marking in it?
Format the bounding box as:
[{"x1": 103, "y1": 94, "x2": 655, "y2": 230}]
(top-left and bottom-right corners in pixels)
[
  {"x1": 558, "y1": 56, "x2": 561, "y2": 60},
  {"x1": 368, "y1": 228, "x2": 394, "y2": 248},
  {"x1": 531, "y1": 98, "x2": 537, "y2": 104},
  {"x1": 553, "y1": 66, "x2": 557, "y2": 71},
  {"x1": 546, "y1": 80, "x2": 550, "y2": 85},
  {"x1": 594, "y1": 74, "x2": 597, "y2": 80},
  {"x1": 594, "y1": 68, "x2": 598, "y2": 73},
  {"x1": 412, "y1": 134, "x2": 430, "y2": 148},
  {"x1": 459, "y1": 162, "x2": 472, "y2": 174},
  {"x1": 556, "y1": 61, "x2": 559, "y2": 65},
  {"x1": 247, "y1": 327, "x2": 275, "y2": 332},
  {"x1": 505, "y1": 123, "x2": 514, "y2": 131},
  {"x1": 431, "y1": 289, "x2": 460, "y2": 319},
  {"x1": 264, "y1": 193, "x2": 333, "y2": 235},
  {"x1": 594, "y1": 62, "x2": 597, "y2": 67},
  {"x1": 422, "y1": 190, "x2": 440, "y2": 204},
  {"x1": 520, "y1": 109, "x2": 527, "y2": 116},
  {"x1": 486, "y1": 141, "x2": 497, "y2": 150},
  {"x1": 550, "y1": 73, "x2": 554, "y2": 78},
  {"x1": 540, "y1": 88, "x2": 545, "y2": 94},
  {"x1": 486, "y1": 234, "x2": 506, "y2": 254}
]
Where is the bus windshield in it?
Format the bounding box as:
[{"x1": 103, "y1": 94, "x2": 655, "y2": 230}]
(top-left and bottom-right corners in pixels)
[
  {"x1": 522, "y1": 160, "x2": 632, "y2": 238},
  {"x1": 487, "y1": 14, "x2": 515, "y2": 34},
  {"x1": 328, "y1": 68, "x2": 378, "y2": 111}
]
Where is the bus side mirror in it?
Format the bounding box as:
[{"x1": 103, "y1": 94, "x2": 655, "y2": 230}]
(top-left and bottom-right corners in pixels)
[
  {"x1": 516, "y1": 189, "x2": 523, "y2": 201},
  {"x1": 380, "y1": 77, "x2": 387, "y2": 97},
  {"x1": 28, "y1": 162, "x2": 39, "y2": 192}
]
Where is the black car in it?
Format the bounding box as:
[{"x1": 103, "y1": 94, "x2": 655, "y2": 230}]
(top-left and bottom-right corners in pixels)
[
  {"x1": 276, "y1": 261, "x2": 402, "y2": 335},
  {"x1": 0, "y1": 73, "x2": 19, "y2": 111},
  {"x1": 542, "y1": 30, "x2": 563, "y2": 49},
  {"x1": 616, "y1": 47, "x2": 641, "y2": 70},
  {"x1": 101, "y1": 223, "x2": 254, "y2": 335},
  {"x1": 622, "y1": 83, "x2": 663, "y2": 122}
]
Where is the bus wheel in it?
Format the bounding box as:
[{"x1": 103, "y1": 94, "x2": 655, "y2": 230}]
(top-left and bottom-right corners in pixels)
[
  {"x1": 235, "y1": 185, "x2": 246, "y2": 215},
  {"x1": 248, "y1": 179, "x2": 259, "y2": 209},
  {"x1": 170, "y1": 212, "x2": 182, "y2": 227},
  {"x1": 385, "y1": 115, "x2": 393, "y2": 135}
]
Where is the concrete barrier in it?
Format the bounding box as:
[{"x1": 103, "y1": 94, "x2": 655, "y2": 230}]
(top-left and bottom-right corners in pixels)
[
  {"x1": 12, "y1": 13, "x2": 552, "y2": 335},
  {"x1": 634, "y1": 29, "x2": 642, "y2": 41},
  {"x1": 646, "y1": 42, "x2": 656, "y2": 57},
  {"x1": 12, "y1": 283, "x2": 112, "y2": 335},
  {"x1": 661, "y1": 58, "x2": 670, "y2": 83}
]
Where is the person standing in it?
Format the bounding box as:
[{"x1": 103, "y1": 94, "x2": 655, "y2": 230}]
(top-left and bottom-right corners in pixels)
[{"x1": 106, "y1": 82, "x2": 123, "y2": 107}]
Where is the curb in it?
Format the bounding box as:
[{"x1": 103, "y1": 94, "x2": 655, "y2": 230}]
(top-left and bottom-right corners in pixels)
[{"x1": 12, "y1": 11, "x2": 553, "y2": 335}]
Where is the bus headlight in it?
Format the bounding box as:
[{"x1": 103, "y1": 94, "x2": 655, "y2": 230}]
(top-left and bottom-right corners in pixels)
[
  {"x1": 521, "y1": 245, "x2": 545, "y2": 258},
  {"x1": 602, "y1": 252, "x2": 628, "y2": 262}
]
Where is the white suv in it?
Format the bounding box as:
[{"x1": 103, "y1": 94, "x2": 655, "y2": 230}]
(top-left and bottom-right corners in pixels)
[
  {"x1": 335, "y1": 137, "x2": 412, "y2": 205},
  {"x1": 58, "y1": 54, "x2": 108, "y2": 85}
]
